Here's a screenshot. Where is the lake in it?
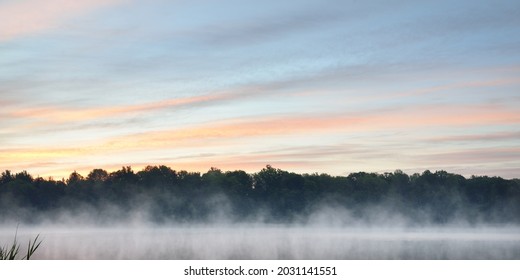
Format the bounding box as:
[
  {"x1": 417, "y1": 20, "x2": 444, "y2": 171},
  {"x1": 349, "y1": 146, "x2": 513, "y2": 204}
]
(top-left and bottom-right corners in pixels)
[{"x1": 2, "y1": 225, "x2": 519, "y2": 259}]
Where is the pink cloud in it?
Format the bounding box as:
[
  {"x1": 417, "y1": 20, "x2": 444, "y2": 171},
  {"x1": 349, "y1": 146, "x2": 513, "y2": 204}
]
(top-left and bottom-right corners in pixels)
[
  {"x1": 3, "y1": 102, "x2": 519, "y2": 178},
  {"x1": 9, "y1": 93, "x2": 233, "y2": 123},
  {"x1": 5, "y1": 103, "x2": 519, "y2": 157},
  {"x1": 0, "y1": 0, "x2": 124, "y2": 41}
]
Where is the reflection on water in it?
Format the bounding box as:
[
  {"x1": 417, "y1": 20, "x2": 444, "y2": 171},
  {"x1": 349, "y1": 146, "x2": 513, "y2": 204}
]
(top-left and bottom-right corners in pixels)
[{"x1": 2, "y1": 226, "x2": 520, "y2": 259}]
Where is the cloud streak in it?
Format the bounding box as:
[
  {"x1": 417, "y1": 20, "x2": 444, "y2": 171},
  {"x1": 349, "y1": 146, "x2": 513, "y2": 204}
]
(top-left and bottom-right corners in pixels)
[
  {"x1": 386, "y1": 77, "x2": 520, "y2": 100},
  {"x1": 3, "y1": 102, "x2": 519, "y2": 177},
  {"x1": 8, "y1": 92, "x2": 237, "y2": 123},
  {"x1": 6, "y1": 65, "x2": 518, "y2": 130},
  {"x1": 0, "y1": 0, "x2": 124, "y2": 42},
  {"x1": 421, "y1": 147, "x2": 520, "y2": 165},
  {"x1": 427, "y1": 131, "x2": 520, "y2": 143}
]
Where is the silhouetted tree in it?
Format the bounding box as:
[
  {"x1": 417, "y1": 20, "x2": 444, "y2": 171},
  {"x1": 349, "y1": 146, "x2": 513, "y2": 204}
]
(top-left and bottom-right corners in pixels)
[
  {"x1": 87, "y1": 169, "x2": 109, "y2": 184},
  {"x1": 0, "y1": 165, "x2": 519, "y2": 224}
]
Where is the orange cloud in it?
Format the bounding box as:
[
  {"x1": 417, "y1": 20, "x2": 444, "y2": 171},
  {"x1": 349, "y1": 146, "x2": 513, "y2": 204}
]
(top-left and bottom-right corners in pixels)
[
  {"x1": 10, "y1": 93, "x2": 232, "y2": 123},
  {"x1": 0, "y1": 147, "x2": 86, "y2": 165},
  {"x1": 426, "y1": 131, "x2": 520, "y2": 143},
  {"x1": 3, "y1": 103, "x2": 519, "y2": 178},
  {"x1": 72, "y1": 102, "x2": 520, "y2": 150},
  {"x1": 0, "y1": 0, "x2": 124, "y2": 41},
  {"x1": 5, "y1": 103, "x2": 519, "y2": 156}
]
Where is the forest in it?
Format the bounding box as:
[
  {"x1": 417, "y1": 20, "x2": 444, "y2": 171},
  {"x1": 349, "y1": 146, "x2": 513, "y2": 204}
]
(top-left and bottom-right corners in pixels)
[{"x1": 1, "y1": 165, "x2": 519, "y2": 225}]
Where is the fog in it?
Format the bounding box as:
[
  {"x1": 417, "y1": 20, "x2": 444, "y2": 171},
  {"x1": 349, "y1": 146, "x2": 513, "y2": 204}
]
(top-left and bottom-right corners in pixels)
[
  {"x1": 2, "y1": 211, "x2": 519, "y2": 259},
  {"x1": 2, "y1": 167, "x2": 519, "y2": 259},
  {"x1": 2, "y1": 178, "x2": 520, "y2": 259}
]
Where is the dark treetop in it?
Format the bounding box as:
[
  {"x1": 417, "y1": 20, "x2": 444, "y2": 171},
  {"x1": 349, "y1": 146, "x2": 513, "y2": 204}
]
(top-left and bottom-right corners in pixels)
[{"x1": 1, "y1": 165, "x2": 519, "y2": 224}]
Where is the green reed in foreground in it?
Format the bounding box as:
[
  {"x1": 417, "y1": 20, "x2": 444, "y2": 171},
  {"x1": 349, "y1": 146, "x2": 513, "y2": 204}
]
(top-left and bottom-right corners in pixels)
[{"x1": 0, "y1": 233, "x2": 42, "y2": 260}]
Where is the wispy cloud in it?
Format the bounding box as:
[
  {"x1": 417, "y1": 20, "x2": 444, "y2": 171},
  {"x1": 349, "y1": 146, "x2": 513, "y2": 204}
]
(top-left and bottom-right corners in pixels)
[
  {"x1": 386, "y1": 77, "x2": 520, "y2": 100},
  {"x1": 427, "y1": 131, "x2": 520, "y2": 143},
  {"x1": 8, "y1": 92, "x2": 236, "y2": 123},
  {"x1": 184, "y1": 11, "x2": 342, "y2": 47},
  {"x1": 3, "y1": 103, "x2": 518, "y2": 170},
  {"x1": 0, "y1": 0, "x2": 124, "y2": 41},
  {"x1": 421, "y1": 147, "x2": 520, "y2": 165},
  {"x1": 3, "y1": 80, "x2": 290, "y2": 126}
]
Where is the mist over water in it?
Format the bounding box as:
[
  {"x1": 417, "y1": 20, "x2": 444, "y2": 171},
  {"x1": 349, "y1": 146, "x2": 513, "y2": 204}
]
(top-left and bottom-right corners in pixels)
[
  {"x1": 2, "y1": 222, "x2": 519, "y2": 259},
  {"x1": 2, "y1": 167, "x2": 520, "y2": 259}
]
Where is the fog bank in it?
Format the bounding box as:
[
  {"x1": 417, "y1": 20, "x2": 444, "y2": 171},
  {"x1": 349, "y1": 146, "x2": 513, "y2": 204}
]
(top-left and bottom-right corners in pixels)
[
  {"x1": 2, "y1": 223, "x2": 519, "y2": 260},
  {"x1": 2, "y1": 167, "x2": 520, "y2": 259}
]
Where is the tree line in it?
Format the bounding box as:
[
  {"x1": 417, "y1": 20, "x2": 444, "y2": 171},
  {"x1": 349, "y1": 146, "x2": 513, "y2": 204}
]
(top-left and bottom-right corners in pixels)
[{"x1": 1, "y1": 165, "x2": 519, "y2": 224}]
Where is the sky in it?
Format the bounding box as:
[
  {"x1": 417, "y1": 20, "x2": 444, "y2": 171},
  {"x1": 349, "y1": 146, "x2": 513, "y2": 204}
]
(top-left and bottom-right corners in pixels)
[{"x1": 1, "y1": 0, "x2": 519, "y2": 179}]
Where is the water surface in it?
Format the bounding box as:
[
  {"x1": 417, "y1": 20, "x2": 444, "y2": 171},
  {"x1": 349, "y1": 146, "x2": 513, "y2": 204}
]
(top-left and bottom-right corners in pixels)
[{"x1": 2, "y1": 225, "x2": 519, "y2": 259}]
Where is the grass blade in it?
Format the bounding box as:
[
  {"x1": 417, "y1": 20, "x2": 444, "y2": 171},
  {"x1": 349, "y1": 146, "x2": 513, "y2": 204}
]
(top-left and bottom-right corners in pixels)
[
  {"x1": 24, "y1": 234, "x2": 42, "y2": 260},
  {"x1": 1, "y1": 229, "x2": 42, "y2": 260}
]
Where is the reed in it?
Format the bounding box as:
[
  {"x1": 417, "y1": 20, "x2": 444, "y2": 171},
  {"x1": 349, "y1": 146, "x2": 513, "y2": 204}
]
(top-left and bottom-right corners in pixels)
[{"x1": 0, "y1": 230, "x2": 42, "y2": 260}]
